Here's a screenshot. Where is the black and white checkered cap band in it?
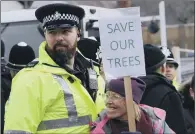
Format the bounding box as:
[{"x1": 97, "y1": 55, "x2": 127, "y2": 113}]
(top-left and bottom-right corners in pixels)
[{"x1": 43, "y1": 11, "x2": 79, "y2": 26}]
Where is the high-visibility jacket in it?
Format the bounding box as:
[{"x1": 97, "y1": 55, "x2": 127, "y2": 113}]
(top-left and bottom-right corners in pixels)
[
  {"x1": 172, "y1": 77, "x2": 180, "y2": 90},
  {"x1": 76, "y1": 48, "x2": 105, "y2": 113},
  {"x1": 93, "y1": 66, "x2": 105, "y2": 112},
  {"x1": 4, "y1": 41, "x2": 104, "y2": 134}
]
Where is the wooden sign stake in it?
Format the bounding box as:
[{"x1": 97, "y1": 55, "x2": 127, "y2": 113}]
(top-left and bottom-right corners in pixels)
[{"x1": 124, "y1": 76, "x2": 136, "y2": 132}]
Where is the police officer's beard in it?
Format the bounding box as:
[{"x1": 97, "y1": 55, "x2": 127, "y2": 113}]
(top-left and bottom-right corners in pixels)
[{"x1": 47, "y1": 42, "x2": 77, "y2": 68}]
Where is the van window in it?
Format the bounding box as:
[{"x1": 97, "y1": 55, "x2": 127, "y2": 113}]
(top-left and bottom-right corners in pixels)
[{"x1": 1, "y1": 21, "x2": 44, "y2": 60}]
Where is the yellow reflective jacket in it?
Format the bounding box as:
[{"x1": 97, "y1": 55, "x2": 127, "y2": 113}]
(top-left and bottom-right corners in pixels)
[
  {"x1": 93, "y1": 66, "x2": 105, "y2": 112},
  {"x1": 4, "y1": 41, "x2": 104, "y2": 134},
  {"x1": 172, "y1": 77, "x2": 180, "y2": 90},
  {"x1": 76, "y1": 48, "x2": 105, "y2": 113}
]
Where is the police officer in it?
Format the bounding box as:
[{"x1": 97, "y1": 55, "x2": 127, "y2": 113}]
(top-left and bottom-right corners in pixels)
[
  {"x1": 166, "y1": 50, "x2": 180, "y2": 89},
  {"x1": 6, "y1": 42, "x2": 35, "y2": 78},
  {"x1": 77, "y1": 37, "x2": 115, "y2": 81},
  {"x1": 75, "y1": 39, "x2": 106, "y2": 113},
  {"x1": 2, "y1": 42, "x2": 35, "y2": 134},
  {"x1": 77, "y1": 37, "x2": 106, "y2": 112},
  {"x1": 160, "y1": 46, "x2": 180, "y2": 89},
  {"x1": 4, "y1": 4, "x2": 105, "y2": 134}
]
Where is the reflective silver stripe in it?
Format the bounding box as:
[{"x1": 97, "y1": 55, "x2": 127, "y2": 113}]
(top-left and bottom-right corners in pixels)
[
  {"x1": 37, "y1": 74, "x2": 91, "y2": 131},
  {"x1": 37, "y1": 115, "x2": 91, "y2": 130},
  {"x1": 4, "y1": 130, "x2": 31, "y2": 134},
  {"x1": 52, "y1": 74, "x2": 77, "y2": 119}
]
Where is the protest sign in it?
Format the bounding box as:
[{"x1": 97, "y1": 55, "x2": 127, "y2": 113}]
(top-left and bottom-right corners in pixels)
[
  {"x1": 99, "y1": 7, "x2": 145, "y2": 132},
  {"x1": 99, "y1": 11, "x2": 145, "y2": 78}
]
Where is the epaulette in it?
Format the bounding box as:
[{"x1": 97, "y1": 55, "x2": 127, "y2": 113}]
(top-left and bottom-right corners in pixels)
[{"x1": 26, "y1": 60, "x2": 39, "y2": 68}]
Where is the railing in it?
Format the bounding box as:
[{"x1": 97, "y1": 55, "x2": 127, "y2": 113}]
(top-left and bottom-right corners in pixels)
[{"x1": 172, "y1": 47, "x2": 194, "y2": 83}]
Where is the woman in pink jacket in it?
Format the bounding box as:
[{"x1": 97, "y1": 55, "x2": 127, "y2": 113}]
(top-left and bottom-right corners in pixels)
[{"x1": 90, "y1": 78, "x2": 175, "y2": 134}]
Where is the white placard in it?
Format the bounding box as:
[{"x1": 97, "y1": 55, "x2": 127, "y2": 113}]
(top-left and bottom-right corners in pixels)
[
  {"x1": 98, "y1": 7, "x2": 140, "y2": 19},
  {"x1": 99, "y1": 7, "x2": 146, "y2": 78}
]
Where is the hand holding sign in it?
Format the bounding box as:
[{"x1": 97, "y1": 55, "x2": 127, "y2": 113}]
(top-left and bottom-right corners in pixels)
[{"x1": 99, "y1": 7, "x2": 146, "y2": 132}]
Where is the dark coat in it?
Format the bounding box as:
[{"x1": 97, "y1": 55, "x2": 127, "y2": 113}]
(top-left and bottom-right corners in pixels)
[
  {"x1": 1, "y1": 59, "x2": 12, "y2": 134},
  {"x1": 179, "y1": 82, "x2": 195, "y2": 134},
  {"x1": 139, "y1": 73, "x2": 187, "y2": 134}
]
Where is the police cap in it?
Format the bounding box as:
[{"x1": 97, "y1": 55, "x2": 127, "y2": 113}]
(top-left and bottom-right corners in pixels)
[
  {"x1": 6, "y1": 42, "x2": 35, "y2": 71},
  {"x1": 159, "y1": 46, "x2": 179, "y2": 68},
  {"x1": 77, "y1": 38, "x2": 101, "y2": 63},
  {"x1": 35, "y1": 3, "x2": 85, "y2": 30}
]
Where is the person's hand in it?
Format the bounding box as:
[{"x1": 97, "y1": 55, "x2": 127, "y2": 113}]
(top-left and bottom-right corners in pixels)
[{"x1": 121, "y1": 131, "x2": 142, "y2": 134}]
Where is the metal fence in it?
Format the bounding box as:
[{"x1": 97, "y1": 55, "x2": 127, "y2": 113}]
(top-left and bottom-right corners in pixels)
[{"x1": 173, "y1": 47, "x2": 194, "y2": 83}]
